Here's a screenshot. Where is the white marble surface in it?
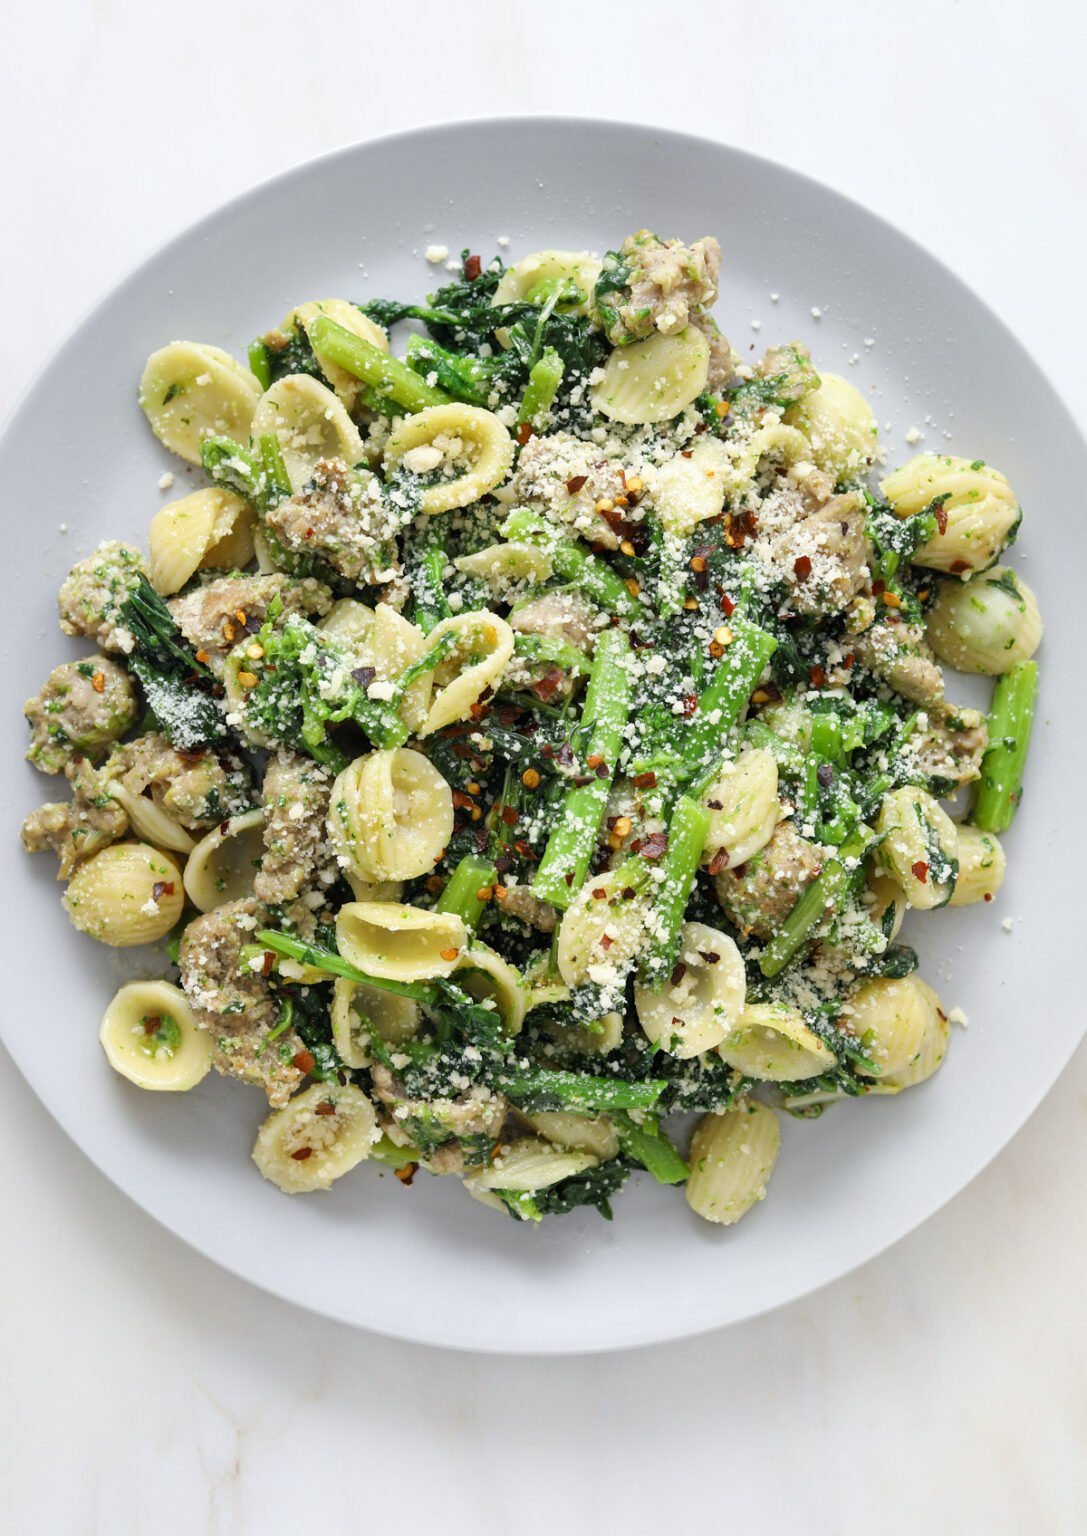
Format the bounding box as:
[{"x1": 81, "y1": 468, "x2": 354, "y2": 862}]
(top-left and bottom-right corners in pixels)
[{"x1": 3, "y1": 1, "x2": 1086, "y2": 1529}]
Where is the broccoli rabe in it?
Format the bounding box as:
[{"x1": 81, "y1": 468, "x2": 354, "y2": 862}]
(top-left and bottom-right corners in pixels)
[{"x1": 118, "y1": 576, "x2": 227, "y2": 750}]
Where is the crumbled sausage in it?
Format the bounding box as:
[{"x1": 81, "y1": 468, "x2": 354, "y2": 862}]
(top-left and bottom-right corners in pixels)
[
  {"x1": 853, "y1": 618, "x2": 945, "y2": 705},
  {"x1": 597, "y1": 230, "x2": 721, "y2": 345},
  {"x1": 714, "y1": 821, "x2": 824, "y2": 941},
  {"x1": 57, "y1": 541, "x2": 146, "y2": 653},
  {"x1": 24, "y1": 656, "x2": 137, "y2": 775},
  {"x1": 253, "y1": 750, "x2": 334, "y2": 904},
  {"x1": 265, "y1": 458, "x2": 400, "y2": 583},
  {"x1": 168, "y1": 573, "x2": 332, "y2": 669}
]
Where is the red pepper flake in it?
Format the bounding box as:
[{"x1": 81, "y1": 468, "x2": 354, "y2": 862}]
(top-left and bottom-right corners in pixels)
[
  {"x1": 843, "y1": 652, "x2": 856, "y2": 670},
  {"x1": 707, "y1": 847, "x2": 730, "y2": 876},
  {"x1": 949, "y1": 559, "x2": 970, "y2": 575},
  {"x1": 933, "y1": 501, "x2": 949, "y2": 536},
  {"x1": 641, "y1": 831, "x2": 669, "y2": 861},
  {"x1": 621, "y1": 886, "x2": 636, "y2": 900},
  {"x1": 632, "y1": 770, "x2": 657, "y2": 790},
  {"x1": 290, "y1": 1147, "x2": 313, "y2": 1161},
  {"x1": 586, "y1": 752, "x2": 604, "y2": 769},
  {"x1": 594, "y1": 763, "x2": 610, "y2": 779},
  {"x1": 516, "y1": 422, "x2": 533, "y2": 446},
  {"x1": 911, "y1": 860, "x2": 930, "y2": 883},
  {"x1": 670, "y1": 962, "x2": 686, "y2": 986},
  {"x1": 532, "y1": 666, "x2": 565, "y2": 703},
  {"x1": 564, "y1": 872, "x2": 575, "y2": 886},
  {"x1": 718, "y1": 591, "x2": 736, "y2": 617},
  {"x1": 500, "y1": 805, "x2": 519, "y2": 827},
  {"x1": 592, "y1": 887, "x2": 608, "y2": 900},
  {"x1": 451, "y1": 789, "x2": 476, "y2": 811},
  {"x1": 599, "y1": 934, "x2": 614, "y2": 950},
  {"x1": 681, "y1": 449, "x2": 693, "y2": 459},
  {"x1": 352, "y1": 664, "x2": 377, "y2": 688},
  {"x1": 468, "y1": 700, "x2": 491, "y2": 721},
  {"x1": 565, "y1": 474, "x2": 588, "y2": 494},
  {"x1": 872, "y1": 578, "x2": 886, "y2": 597},
  {"x1": 572, "y1": 773, "x2": 593, "y2": 787},
  {"x1": 698, "y1": 951, "x2": 721, "y2": 965},
  {"x1": 464, "y1": 253, "x2": 482, "y2": 281},
  {"x1": 261, "y1": 951, "x2": 276, "y2": 978},
  {"x1": 151, "y1": 881, "x2": 174, "y2": 901},
  {"x1": 513, "y1": 839, "x2": 538, "y2": 861},
  {"x1": 793, "y1": 555, "x2": 813, "y2": 581},
  {"x1": 395, "y1": 1163, "x2": 417, "y2": 1185},
  {"x1": 315, "y1": 1101, "x2": 336, "y2": 1116},
  {"x1": 292, "y1": 1049, "x2": 316, "y2": 1074},
  {"x1": 142, "y1": 1015, "x2": 161, "y2": 1036},
  {"x1": 681, "y1": 693, "x2": 699, "y2": 717},
  {"x1": 809, "y1": 664, "x2": 826, "y2": 689}
]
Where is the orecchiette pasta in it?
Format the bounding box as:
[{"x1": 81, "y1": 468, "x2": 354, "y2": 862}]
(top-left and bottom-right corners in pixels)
[
  {"x1": 250, "y1": 373, "x2": 364, "y2": 491},
  {"x1": 718, "y1": 1001, "x2": 837, "y2": 1081},
  {"x1": 454, "y1": 541, "x2": 555, "y2": 586},
  {"x1": 283, "y1": 298, "x2": 389, "y2": 410},
  {"x1": 328, "y1": 749, "x2": 453, "y2": 885},
  {"x1": 869, "y1": 999, "x2": 951, "y2": 1093},
  {"x1": 647, "y1": 438, "x2": 732, "y2": 535},
  {"x1": 491, "y1": 250, "x2": 602, "y2": 316},
  {"x1": 556, "y1": 867, "x2": 650, "y2": 991},
  {"x1": 454, "y1": 942, "x2": 527, "y2": 1036},
  {"x1": 182, "y1": 808, "x2": 266, "y2": 913},
  {"x1": 592, "y1": 326, "x2": 710, "y2": 424},
  {"x1": 252, "y1": 1082, "x2": 377, "y2": 1194},
  {"x1": 335, "y1": 901, "x2": 467, "y2": 982},
  {"x1": 383, "y1": 404, "x2": 515, "y2": 514},
  {"x1": 685, "y1": 1099, "x2": 782, "y2": 1225},
  {"x1": 419, "y1": 611, "x2": 515, "y2": 734},
  {"x1": 320, "y1": 601, "x2": 432, "y2": 733},
  {"x1": 521, "y1": 1111, "x2": 620, "y2": 1161},
  {"x1": 148, "y1": 488, "x2": 255, "y2": 595},
  {"x1": 107, "y1": 781, "x2": 195, "y2": 855},
  {"x1": 465, "y1": 1137, "x2": 598, "y2": 1194},
  {"x1": 784, "y1": 372, "x2": 878, "y2": 480},
  {"x1": 63, "y1": 843, "x2": 185, "y2": 946},
  {"x1": 925, "y1": 565, "x2": 1043, "y2": 675},
  {"x1": 331, "y1": 976, "x2": 421, "y2": 1069},
  {"x1": 848, "y1": 974, "x2": 945, "y2": 1080},
  {"x1": 139, "y1": 342, "x2": 263, "y2": 465},
  {"x1": 880, "y1": 454, "x2": 1020, "y2": 575},
  {"x1": 633, "y1": 921, "x2": 746, "y2": 1058},
  {"x1": 699, "y1": 748, "x2": 781, "y2": 869},
  {"x1": 876, "y1": 786, "x2": 959, "y2": 909},
  {"x1": 99, "y1": 979, "x2": 213, "y2": 1091},
  {"x1": 948, "y1": 824, "x2": 1005, "y2": 907}
]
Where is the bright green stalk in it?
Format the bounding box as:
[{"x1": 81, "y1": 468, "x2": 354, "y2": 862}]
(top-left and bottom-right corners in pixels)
[
  {"x1": 405, "y1": 334, "x2": 491, "y2": 406},
  {"x1": 686, "y1": 619, "x2": 779, "y2": 796},
  {"x1": 973, "y1": 660, "x2": 1039, "y2": 833},
  {"x1": 512, "y1": 632, "x2": 591, "y2": 675},
  {"x1": 247, "y1": 339, "x2": 272, "y2": 391},
  {"x1": 637, "y1": 794, "x2": 711, "y2": 986},
  {"x1": 308, "y1": 317, "x2": 451, "y2": 413},
  {"x1": 613, "y1": 1112, "x2": 688, "y2": 1183},
  {"x1": 500, "y1": 508, "x2": 642, "y2": 619},
  {"x1": 412, "y1": 535, "x2": 451, "y2": 634},
  {"x1": 519, "y1": 348, "x2": 564, "y2": 427},
  {"x1": 497, "y1": 1068, "x2": 665, "y2": 1114},
  {"x1": 371, "y1": 1136, "x2": 420, "y2": 1170},
  {"x1": 758, "y1": 827, "x2": 872, "y2": 979},
  {"x1": 257, "y1": 432, "x2": 292, "y2": 502},
  {"x1": 532, "y1": 629, "x2": 632, "y2": 908},
  {"x1": 436, "y1": 854, "x2": 498, "y2": 930},
  {"x1": 252, "y1": 930, "x2": 437, "y2": 999}
]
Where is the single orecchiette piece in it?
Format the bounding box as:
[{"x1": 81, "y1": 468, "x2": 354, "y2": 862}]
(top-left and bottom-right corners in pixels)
[
  {"x1": 107, "y1": 781, "x2": 195, "y2": 855},
  {"x1": 328, "y1": 748, "x2": 453, "y2": 884},
  {"x1": 647, "y1": 437, "x2": 731, "y2": 535},
  {"x1": 869, "y1": 997, "x2": 951, "y2": 1094},
  {"x1": 633, "y1": 921, "x2": 746, "y2": 1058},
  {"x1": 182, "y1": 808, "x2": 267, "y2": 913},
  {"x1": 783, "y1": 372, "x2": 878, "y2": 480},
  {"x1": 700, "y1": 748, "x2": 781, "y2": 870},
  {"x1": 419, "y1": 611, "x2": 515, "y2": 734},
  {"x1": 718, "y1": 1000, "x2": 837, "y2": 1081},
  {"x1": 948, "y1": 824, "x2": 1005, "y2": 907},
  {"x1": 863, "y1": 868, "x2": 908, "y2": 940},
  {"x1": 556, "y1": 866, "x2": 651, "y2": 992},
  {"x1": 383, "y1": 403, "x2": 515, "y2": 514},
  {"x1": 335, "y1": 901, "x2": 467, "y2": 982},
  {"x1": 320, "y1": 600, "x2": 432, "y2": 732},
  {"x1": 925, "y1": 565, "x2": 1042, "y2": 675},
  {"x1": 454, "y1": 541, "x2": 555, "y2": 586},
  {"x1": 99, "y1": 979, "x2": 213, "y2": 1091},
  {"x1": 252, "y1": 1082, "x2": 378, "y2": 1194},
  {"x1": 848, "y1": 974, "x2": 945, "y2": 1082},
  {"x1": 139, "y1": 342, "x2": 263, "y2": 465},
  {"x1": 876, "y1": 786, "x2": 959, "y2": 909},
  {"x1": 880, "y1": 454, "x2": 1020, "y2": 576},
  {"x1": 250, "y1": 374, "x2": 364, "y2": 491},
  {"x1": 592, "y1": 326, "x2": 710, "y2": 424},
  {"x1": 521, "y1": 1111, "x2": 620, "y2": 1161},
  {"x1": 685, "y1": 1099, "x2": 782, "y2": 1226},
  {"x1": 63, "y1": 842, "x2": 185, "y2": 946},
  {"x1": 491, "y1": 249, "x2": 602, "y2": 316},
  {"x1": 454, "y1": 942, "x2": 527, "y2": 1036},
  {"x1": 282, "y1": 298, "x2": 389, "y2": 409},
  {"x1": 148, "y1": 488, "x2": 255, "y2": 596},
  {"x1": 330, "y1": 976, "x2": 421, "y2": 1069},
  {"x1": 465, "y1": 1138, "x2": 598, "y2": 1195}
]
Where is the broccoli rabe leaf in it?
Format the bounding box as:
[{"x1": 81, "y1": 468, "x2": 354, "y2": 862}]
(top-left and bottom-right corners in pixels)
[
  {"x1": 527, "y1": 1158, "x2": 630, "y2": 1220},
  {"x1": 119, "y1": 577, "x2": 227, "y2": 749}
]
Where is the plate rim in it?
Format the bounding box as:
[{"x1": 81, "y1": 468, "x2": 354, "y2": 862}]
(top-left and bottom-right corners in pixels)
[{"x1": 2, "y1": 115, "x2": 1083, "y2": 1355}]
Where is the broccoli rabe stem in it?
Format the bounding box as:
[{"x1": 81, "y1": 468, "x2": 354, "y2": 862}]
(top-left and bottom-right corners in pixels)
[
  {"x1": 308, "y1": 317, "x2": 450, "y2": 413},
  {"x1": 404, "y1": 334, "x2": 492, "y2": 406},
  {"x1": 500, "y1": 508, "x2": 642, "y2": 619},
  {"x1": 612, "y1": 1112, "x2": 688, "y2": 1183},
  {"x1": 497, "y1": 1068, "x2": 665, "y2": 1114},
  {"x1": 252, "y1": 930, "x2": 438, "y2": 997},
  {"x1": 247, "y1": 340, "x2": 273, "y2": 391},
  {"x1": 686, "y1": 619, "x2": 779, "y2": 796},
  {"x1": 511, "y1": 632, "x2": 591, "y2": 675},
  {"x1": 637, "y1": 794, "x2": 711, "y2": 987},
  {"x1": 757, "y1": 826, "x2": 872, "y2": 979},
  {"x1": 436, "y1": 854, "x2": 499, "y2": 930},
  {"x1": 972, "y1": 660, "x2": 1039, "y2": 833},
  {"x1": 518, "y1": 348, "x2": 564, "y2": 427},
  {"x1": 200, "y1": 434, "x2": 290, "y2": 514},
  {"x1": 532, "y1": 629, "x2": 632, "y2": 908}
]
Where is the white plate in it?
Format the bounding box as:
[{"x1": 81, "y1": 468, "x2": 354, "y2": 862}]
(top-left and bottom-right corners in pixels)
[{"x1": 1, "y1": 120, "x2": 1080, "y2": 1354}]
